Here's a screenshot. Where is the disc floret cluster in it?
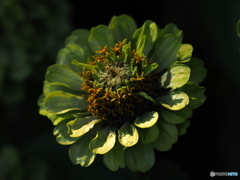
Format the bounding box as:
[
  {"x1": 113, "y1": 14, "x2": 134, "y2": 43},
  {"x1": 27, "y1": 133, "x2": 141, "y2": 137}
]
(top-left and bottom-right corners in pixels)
[{"x1": 79, "y1": 41, "x2": 160, "y2": 127}]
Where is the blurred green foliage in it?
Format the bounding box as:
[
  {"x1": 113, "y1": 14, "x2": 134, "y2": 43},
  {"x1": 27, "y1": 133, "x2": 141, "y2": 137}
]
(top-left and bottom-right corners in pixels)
[
  {"x1": 237, "y1": 20, "x2": 240, "y2": 37},
  {"x1": 0, "y1": 0, "x2": 71, "y2": 104},
  {"x1": 0, "y1": 145, "x2": 49, "y2": 180},
  {"x1": 0, "y1": 0, "x2": 72, "y2": 178}
]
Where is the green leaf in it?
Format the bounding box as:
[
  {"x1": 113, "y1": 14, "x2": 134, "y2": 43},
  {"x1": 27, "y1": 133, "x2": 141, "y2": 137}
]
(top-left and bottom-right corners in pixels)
[
  {"x1": 176, "y1": 119, "x2": 190, "y2": 136},
  {"x1": 135, "y1": 20, "x2": 158, "y2": 56},
  {"x1": 65, "y1": 29, "x2": 93, "y2": 57},
  {"x1": 124, "y1": 142, "x2": 155, "y2": 173},
  {"x1": 69, "y1": 124, "x2": 102, "y2": 167},
  {"x1": 177, "y1": 44, "x2": 193, "y2": 62},
  {"x1": 161, "y1": 106, "x2": 192, "y2": 124},
  {"x1": 156, "y1": 91, "x2": 189, "y2": 111},
  {"x1": 180, "y1": 82, "x2": 206, "y2": 110},
  {"x1": 118, "y1": 122, "x2": 139, "y2": 147},
  {"x1": 184, "y1": 57, "x2": 207, "y2": 84},
  {"x1": 89, "y1": 126, "x2": 117, "y2": 154},
  {"x1": 150, "y1": 34, "x2": 181, "y2": 74},
  {"x1": 237, "y1": 20, "x2": 240, "y2": 37},
  {"x1": 46, "y1": 64, "x2": 83, "y2": 91},
  {"x1": 134, "y1": 111, "x2": 159, "y2": 128},
  {"x1": 103, "y1": 140, "x2": 126, "y2": 171},
  {"x1": 135, "y1": 91, "x2": 155, "y2": 103},
  {"x1": 53, "y1": 120, "x2": 80, "y2": 145},
  {"x1": 67, "y1": 116, "x2": 101, "y2": 137},
  {"x1": 56, "y1": 44, "x2": 89, "y2": 73},
  {"x1": 44, "y1": 91, "x2": 88, "y2": 114},
  {"x1": 160, "y1": 64, "x2": 191, "y2": 89},
  {"x1": 143, "y1": 63, "x2": 159, "y2": 76},
  {"x1": 138, "y1": 124, "x2": 159, "y2": 144},
  {"x1": 88, "y1": 25, "x2": 115, "y2": 52},
  {"x1": 108, "y1": 14, "x2": 137, "y2": 42}
]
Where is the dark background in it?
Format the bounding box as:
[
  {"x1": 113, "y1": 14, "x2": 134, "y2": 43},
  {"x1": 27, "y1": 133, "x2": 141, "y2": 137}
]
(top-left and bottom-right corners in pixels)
[{"x1": 0, "y1": 0, "x2": 240, "y2": 179}]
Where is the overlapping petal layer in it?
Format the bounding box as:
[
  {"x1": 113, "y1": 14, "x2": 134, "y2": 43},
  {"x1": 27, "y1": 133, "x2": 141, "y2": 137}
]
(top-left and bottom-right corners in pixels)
[{"x1": 38, "y1": 14, "x2": 207, "y2": 172}]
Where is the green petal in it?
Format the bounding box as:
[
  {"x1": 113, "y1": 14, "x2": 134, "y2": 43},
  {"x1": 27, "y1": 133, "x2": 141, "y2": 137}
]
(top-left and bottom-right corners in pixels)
[
  {"x1": 134, "y1": 111, "x2": 159, "y2": 128},
  {"x1": 131, "y1": 27, "x2": 142, "y2": 50},
  {"x1": 103, "y1": 140, "x2": 126, "y2": 171},
  {"x1": 37, "y1": 94, "x2": 44, "y2": 107},
  {"x1": 158, "y1": 119, "x2": 178, "y2": 144},
  {"x1": 88, "y1": 25, "x2": 115, "y2": 52},
  {"x1": 180, "y1": 82, "x2": 206, "y2": 110},
  {"x1": 160, "y1": 64, "x2": 191, "y2": 89},
  {"x1": 138, "y1": 124, "x2": 159, "y2": 144},
  {"x1": 89, "y1": 126, "x2": 117, "y2": 154},
  {"x1": 135, "y1": 20, "x2": 158, "y2": 56},
  {"x1": 121, "y1": 42, "x2": 132, "y2": 64},
  {"x1": 130, "y1": 59, "x2": 138, "y2": 76},
  {"x1": 159, "y1": 23, "x2": 183, "y2": 41},
  {"x1": 156, "y1": 91, "x2": 189, "y2": 111},
  {"x1": 176, "y1": 119, "x2": 190, "y2": 136},
  {"x1": 44, "y1": 91, "x2": 87, "y2": 114},
  {"x1": 56, "y1": 44, "x2": 89, "y2": 73},
  {"x1": 48, "y1": 110, "x2": 90, "y2": 125},
  {"x1": 184, "y1": 57, "x2": 207, "y2": 84},
  {"x1": 108, "y1": 14, "x2": 137, "y2": 42},
  {"x1": 161, "y1": 106, "x2": 192, "y2": 124},
  {"x1": 151, "y1": 131, "x2": 172, "y2": 151},
  {"x1": 53, "y1": 120, "x2": 80, "y2": 145},
  {"x1": 39, "y1": 108, "x2": 49, "y2": 117},
  {"x1": 151, "y1": 119, "x2": 178, "y2": 151},
  {"x1": 38, "y1": 94, "x2": 49, "y2": 116},
  {"x1": 150, "y1": 34, "x2": 181, "y2": 74},
  {"x1": 124, "y1": 142, "x2": 155, "y2": 173},
  {"x1": 237, "y1": 20, "x2": 240, "y2": 37},
  {"x1": 43, "y1": 81, "x2": 87, "y2": 97},
  {"x1": 65, "y1": 29, "x2": 93, "y2": 57},
  {"x1": 177, "y1": 44, "x2": 193, "y2": 62},
  {"x1": 143, "y1": 62, "x2": 159, "y2": 76},
  {"x1": 46, "y1": 64, "x2": 83, "y2": 91},
  {"x1": 69, "y1": 124, "x2": 102, "y2": 167},
  {"x1": 118, "y1": 122, "x2": 139, "y2": 147},
  {"x1": 71, "y1": 60, "x2": 97, "y2": 71},
  {"x1": 135, "y1": 91, "x2": 155, "y2": 103},
  {"x1": 67, "y1": 116, "x2": 102, "y2": 137}
]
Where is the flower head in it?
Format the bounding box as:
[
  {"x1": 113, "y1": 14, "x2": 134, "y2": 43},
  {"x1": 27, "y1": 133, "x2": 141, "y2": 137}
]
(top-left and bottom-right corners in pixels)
[{"x1": 38, "y1": 15, "x2": 207, "y2": 172}]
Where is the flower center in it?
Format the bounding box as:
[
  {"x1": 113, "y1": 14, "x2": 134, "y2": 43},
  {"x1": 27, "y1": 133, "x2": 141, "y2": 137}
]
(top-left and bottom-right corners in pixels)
[
  {"x1": 79, "y1": 41, "x2": 160, "y2": 127},
  {"x1": 98, "y1": 62, "x2": 130, "y2": 90}
]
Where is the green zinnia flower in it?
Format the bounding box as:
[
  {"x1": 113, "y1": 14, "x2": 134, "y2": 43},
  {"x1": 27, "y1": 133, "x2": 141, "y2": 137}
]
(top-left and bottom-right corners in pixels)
[{"x1": 38, "y1": 14, "x2": 207, "y2": 172}]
